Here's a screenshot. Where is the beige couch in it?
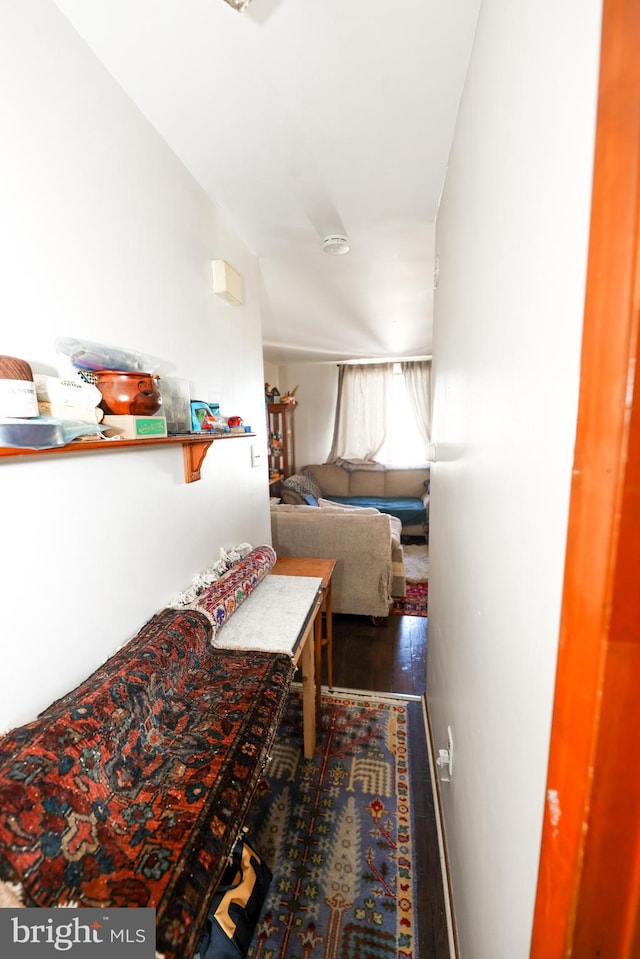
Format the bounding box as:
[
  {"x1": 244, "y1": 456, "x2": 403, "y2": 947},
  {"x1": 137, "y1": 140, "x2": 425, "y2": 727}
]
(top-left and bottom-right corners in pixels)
[
  {"x1": 301, "y1": 463, "x2": 430, "y2": 537},
  {"x1": 270, "y1": 502, "x2": 404, "y2": 618}
]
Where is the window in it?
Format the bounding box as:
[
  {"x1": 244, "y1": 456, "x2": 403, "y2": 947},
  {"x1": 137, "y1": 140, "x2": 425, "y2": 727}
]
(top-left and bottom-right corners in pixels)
[
  {"x1": 377, "y1": 364, "x2": 428, "y2": 465},
  {"x1": 328, "y1": 360, "x2": 431, "y2": 465}
]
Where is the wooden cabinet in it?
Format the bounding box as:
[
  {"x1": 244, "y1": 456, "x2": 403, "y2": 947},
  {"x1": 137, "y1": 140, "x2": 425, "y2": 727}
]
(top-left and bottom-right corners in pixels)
[{"x1": 267, "y1": 402, "x2": 296, "y2": 482}]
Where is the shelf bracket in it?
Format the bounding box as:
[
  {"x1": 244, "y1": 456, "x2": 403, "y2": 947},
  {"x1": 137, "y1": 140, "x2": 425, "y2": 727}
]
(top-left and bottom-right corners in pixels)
[{"x1": 183, "y1": 439, "x2": 213, "y2": 483}]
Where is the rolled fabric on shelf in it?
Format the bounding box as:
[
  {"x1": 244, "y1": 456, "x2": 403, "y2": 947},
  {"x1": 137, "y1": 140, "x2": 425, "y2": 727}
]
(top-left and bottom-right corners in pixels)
[{"x1": 174, "y1": 545, "x2": 277, "y2": 634}]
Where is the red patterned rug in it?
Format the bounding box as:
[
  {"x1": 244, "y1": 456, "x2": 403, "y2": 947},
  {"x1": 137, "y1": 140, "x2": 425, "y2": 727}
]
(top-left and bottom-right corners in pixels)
[
  {"x1": 0, "y1": 606, "x2": 294, "y2": 959},
  {"x1": 244, "y1": 688, "x2": 417, "y2": 959},
  {"x1": 392, "y1": 581, "x2": 428, "y2": 617}
]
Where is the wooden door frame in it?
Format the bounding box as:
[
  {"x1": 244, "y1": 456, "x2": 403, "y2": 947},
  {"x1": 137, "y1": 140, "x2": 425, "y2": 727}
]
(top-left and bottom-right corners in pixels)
[{"x1": 530, "y1": 0, "x2": 640, "y2": 955}]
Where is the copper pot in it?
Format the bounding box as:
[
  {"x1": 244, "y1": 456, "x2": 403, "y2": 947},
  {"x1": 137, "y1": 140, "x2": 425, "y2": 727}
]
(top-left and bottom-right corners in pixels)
[{"x1": 94, "y1": 370, "x2": 162, "y2": 416}]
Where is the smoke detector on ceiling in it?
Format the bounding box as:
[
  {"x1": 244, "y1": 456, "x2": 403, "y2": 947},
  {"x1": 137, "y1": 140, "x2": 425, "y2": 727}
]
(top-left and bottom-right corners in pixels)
[{"x1": 322, "y1": 234, "x2": 350, "y2": 256}]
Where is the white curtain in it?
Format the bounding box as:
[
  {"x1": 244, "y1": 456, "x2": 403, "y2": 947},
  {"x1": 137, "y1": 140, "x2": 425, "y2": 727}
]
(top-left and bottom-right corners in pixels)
[
  {"x1": 401, "y1": 360, "x2": 431, "y2": 446},
  {"x1": 328, "y1": 363, "x2": 393, "y2": 462}
]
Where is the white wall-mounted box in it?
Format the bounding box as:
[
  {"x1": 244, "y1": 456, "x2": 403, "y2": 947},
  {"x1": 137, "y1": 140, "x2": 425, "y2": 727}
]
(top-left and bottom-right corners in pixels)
[{"x1": 211, "y1": 260, "x2": 243, "y2": 305}]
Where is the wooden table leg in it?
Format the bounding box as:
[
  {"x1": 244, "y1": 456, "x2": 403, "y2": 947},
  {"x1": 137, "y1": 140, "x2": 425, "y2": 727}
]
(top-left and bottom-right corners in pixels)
[
  {"x1": 315, "y1": 592, "x2": 323, "y2": 726},
  {"x1": 325, "y1": 580, "x2": 334, "y2": 689},
  {"x1": 297, "y1": 615, "x2": 317, "y2": 759},
  {"x1": 270, "y1": 560, "x2": 335, "y2": 753}
]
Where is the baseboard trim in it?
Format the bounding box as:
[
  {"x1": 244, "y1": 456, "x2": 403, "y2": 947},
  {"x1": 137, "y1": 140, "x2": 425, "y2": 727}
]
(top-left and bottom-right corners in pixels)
[
  {"x1": 422, "y1": 693, "x2": 459, "y2": 959},
  {"x1": 318, "y1": 684, "x2": 422, "y2": 702}
]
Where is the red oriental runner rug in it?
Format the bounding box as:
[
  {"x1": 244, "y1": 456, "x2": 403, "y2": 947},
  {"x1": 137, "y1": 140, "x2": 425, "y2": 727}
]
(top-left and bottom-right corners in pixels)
[
  {"x1": 245, "y1": 688, "x2": 417, "y2": 959},
  {"x1": 391, "y1": 581, "x2": 428, "y2": 617}
]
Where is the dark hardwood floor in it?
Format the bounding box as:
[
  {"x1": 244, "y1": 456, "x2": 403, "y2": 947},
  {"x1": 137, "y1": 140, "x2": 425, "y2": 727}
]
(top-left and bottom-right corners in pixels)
[
  {"x1": 320, "y1": 611, "x2": 452, "y2": 959},
  {"x1": 326, "y1": 611, "x2": 428, "y2": 697}
]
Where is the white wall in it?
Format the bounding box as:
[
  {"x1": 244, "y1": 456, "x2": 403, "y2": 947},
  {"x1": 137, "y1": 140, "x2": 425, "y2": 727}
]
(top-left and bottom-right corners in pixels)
[
  {"x1": 279, "y1": 364, "x2": 338, "y2": 468},
  {"x1": 262, "y1": 361, "x2": 338, "y2": 468},
  {"x1": 0, "y1": 0, "x2": 271, "y2": 731},
  {"x1": 263, "y1": 361, "x2": 280, "y2": 392},
  {"x1": 428, "y1": 2, "x2": 602, "y2": 957}
]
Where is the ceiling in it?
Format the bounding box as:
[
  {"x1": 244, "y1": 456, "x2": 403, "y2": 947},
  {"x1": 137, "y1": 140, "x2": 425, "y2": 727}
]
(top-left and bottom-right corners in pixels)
[{"x1": 52, "y1": 0, "x2": 481, "y2": 365}]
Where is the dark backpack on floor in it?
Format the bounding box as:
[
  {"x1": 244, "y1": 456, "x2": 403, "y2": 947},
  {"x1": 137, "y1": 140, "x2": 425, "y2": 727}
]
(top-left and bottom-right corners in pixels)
[{"x1": 195, "y1": 839, "x2": 272, "y2": 959}]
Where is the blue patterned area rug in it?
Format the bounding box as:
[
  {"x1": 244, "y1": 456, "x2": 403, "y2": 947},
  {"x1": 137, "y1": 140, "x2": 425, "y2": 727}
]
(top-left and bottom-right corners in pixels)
[{"x1": 245, "y1": 687, "x2": 418, "y2": 959}]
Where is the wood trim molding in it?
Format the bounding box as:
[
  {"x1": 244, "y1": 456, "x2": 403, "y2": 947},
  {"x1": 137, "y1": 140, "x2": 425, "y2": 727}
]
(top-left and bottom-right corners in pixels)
[{"x1": 530, "y1": 1, "x2": 640, "y2": 955}]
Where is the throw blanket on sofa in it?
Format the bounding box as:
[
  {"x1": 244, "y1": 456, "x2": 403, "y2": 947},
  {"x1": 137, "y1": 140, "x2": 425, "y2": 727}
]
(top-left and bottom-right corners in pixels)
[
  {"x1": 321, "y1": 494, "x2": 427, "y2": 527},
  {"x1": 0, "y1": 606, "x2": 295, "y2": 959}
]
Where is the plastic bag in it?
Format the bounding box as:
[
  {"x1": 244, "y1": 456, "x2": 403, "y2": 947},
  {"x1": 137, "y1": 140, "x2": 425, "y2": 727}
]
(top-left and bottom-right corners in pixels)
[
  {"x1": 0, "y1": 416, "x2": 108, "y2": 450},
  {"x1": 55, "y1": 336, "x2": 168, "y2": 374}
]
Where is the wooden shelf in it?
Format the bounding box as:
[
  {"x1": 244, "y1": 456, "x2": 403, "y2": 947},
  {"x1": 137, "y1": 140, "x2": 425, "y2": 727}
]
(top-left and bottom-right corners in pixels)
[
  {"x1": 0, "y1": 432, "x2": 255, "y2": 484},
  {"x1": 267, "y1": 401, "x2": 296, "y2": 482}
]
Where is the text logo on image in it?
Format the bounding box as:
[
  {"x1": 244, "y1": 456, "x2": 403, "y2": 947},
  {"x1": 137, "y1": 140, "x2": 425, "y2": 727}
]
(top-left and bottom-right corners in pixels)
[{"x1": 0, "y1": 909, "x2": 156, "y2": 957}]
